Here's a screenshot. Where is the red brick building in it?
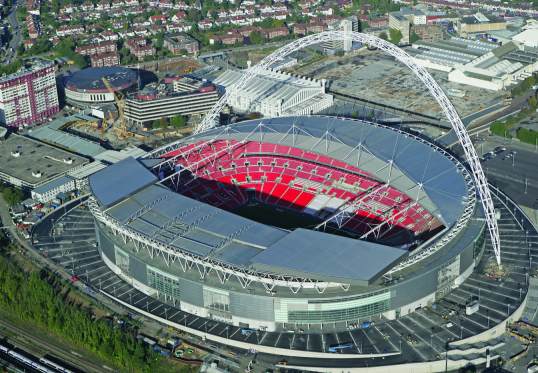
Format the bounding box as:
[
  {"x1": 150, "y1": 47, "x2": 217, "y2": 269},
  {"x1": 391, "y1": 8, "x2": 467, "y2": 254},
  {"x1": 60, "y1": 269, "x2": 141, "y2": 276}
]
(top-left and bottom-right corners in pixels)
[{"x1": 90, "y1": 52, "x2": 120, "y2": 67}]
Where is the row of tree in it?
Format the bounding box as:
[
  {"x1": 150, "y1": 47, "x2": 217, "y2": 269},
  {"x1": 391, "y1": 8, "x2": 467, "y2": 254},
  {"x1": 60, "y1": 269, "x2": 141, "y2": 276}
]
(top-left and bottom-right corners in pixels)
[
  {"x1": 0, "y1": 254, "x2": 162, "y2": 372},
  {"x1": 152, "y1": 115, "x2": 187, "y2": 129}
]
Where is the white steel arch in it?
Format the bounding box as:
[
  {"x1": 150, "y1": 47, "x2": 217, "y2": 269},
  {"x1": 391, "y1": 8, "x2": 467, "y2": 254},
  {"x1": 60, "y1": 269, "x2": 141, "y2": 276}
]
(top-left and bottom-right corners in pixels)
[{"x1": 154, "y1": 31, "x2": 501, "y2": 266}]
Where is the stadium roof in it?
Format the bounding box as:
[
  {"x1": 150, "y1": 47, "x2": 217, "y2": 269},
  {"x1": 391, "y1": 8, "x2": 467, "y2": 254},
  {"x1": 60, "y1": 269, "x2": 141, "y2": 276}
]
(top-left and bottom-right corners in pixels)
[
  {"x1": 251, "y1": 229, "x2": 407, "y2": 284},
  {"x1": 89, "y1": 157, "x2": 157, "y2": 208},
  {"x1": 92, "y1": 117, "x2": 473, "y2": 283},
  {"x1": 64, "y1": 67, "x2": 138, "y2": 93}
]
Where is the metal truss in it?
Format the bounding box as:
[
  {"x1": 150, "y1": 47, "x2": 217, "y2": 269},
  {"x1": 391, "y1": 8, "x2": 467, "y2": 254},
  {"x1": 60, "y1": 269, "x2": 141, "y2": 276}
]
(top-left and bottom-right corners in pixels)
[
  {"x1": 136, "y1": 114, "x2": 479, "y2": 277},
  {"x1": 190, "y1": 31, "x2": 501, "y2": 267},
  {"x1": 385, "y1": 166, "x2": 476, "y2": 276},
  {"x1": 314, "y1": 183, "x2": 389, "y2": 231},
  {"x1": 88, "y1": 197, "x2": 348, "y2": 293}
]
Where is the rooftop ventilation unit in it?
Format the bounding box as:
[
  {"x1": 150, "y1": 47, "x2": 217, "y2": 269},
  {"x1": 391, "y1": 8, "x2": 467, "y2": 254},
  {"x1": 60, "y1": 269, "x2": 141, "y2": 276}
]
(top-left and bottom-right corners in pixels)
[{"x1": 32, "y1": 170, "x2": 42, "y2": 178}]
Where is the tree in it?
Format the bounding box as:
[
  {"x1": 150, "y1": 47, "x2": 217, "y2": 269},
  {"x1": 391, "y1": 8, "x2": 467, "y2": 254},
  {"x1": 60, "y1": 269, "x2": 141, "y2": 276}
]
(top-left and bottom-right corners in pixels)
[
  {"x1": 151, "y1": 119, "x2": 161, "y2": 129},
  {"x1": 389, "y1": 28, "x2": 403, "y2": 45},
  {"x1": 0, "y1": 59, "x2": 22, "y2": 76},
  {"x1": 249, "y1": 31, "x2": 264, "y2": 45},
  {"x1": 379, "y1": 31, "x2": 388, "y2": 41},
  {"x1": 410, "y1": 31, "x2": 420, "y2": 43},
  {"x1": 1, "y1": 186, "x2": 24, "y2": 206},
  {"x1": 158, "y1": 117, "x2": 168, "y2": 128},
  {"x1": 170, "y1": 115, "x2": 187, "y2": 128}
]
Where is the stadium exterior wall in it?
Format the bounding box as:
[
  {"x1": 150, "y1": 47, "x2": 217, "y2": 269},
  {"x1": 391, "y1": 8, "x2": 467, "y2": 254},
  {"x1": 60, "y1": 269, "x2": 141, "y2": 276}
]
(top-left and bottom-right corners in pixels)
[{"x1": 95, "y1": 218, "x2": 486, "y2": 331}]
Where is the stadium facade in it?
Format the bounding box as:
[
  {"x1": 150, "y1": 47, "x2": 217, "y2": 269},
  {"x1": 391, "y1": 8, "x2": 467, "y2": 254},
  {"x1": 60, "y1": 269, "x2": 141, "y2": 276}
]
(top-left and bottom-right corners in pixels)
[
  {"x1": 64, "y1": 67, "x2": 138, "y2": 107},
  {"x1": 88, "y1": 116, "x2": 486, "y2": 333}
]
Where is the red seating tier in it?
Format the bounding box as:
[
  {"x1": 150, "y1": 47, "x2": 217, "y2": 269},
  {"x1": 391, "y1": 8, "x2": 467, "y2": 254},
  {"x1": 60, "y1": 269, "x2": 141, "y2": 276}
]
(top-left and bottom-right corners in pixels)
[{"x1": 162, "y1": 140, "x2": 438, "y2": 235}]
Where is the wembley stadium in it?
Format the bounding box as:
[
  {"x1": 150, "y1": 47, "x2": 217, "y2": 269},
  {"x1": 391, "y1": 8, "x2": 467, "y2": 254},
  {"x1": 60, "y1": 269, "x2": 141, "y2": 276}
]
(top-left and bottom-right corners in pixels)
[
  {"x1": 32, "y1": 114, "x2": 536, "y2": 371},
  {"x1": 30, "y1": 31, "x2": 538, "y2": 371},
  {"x1": 87, "y1": 116, "x2": 486, "y2": 345}
]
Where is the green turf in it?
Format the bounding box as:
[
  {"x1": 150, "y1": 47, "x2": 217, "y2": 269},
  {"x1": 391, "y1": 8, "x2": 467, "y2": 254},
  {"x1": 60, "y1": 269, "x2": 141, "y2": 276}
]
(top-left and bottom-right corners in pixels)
[{"x1": 233, "y1": 203, "x2": 322, "y2": 230}]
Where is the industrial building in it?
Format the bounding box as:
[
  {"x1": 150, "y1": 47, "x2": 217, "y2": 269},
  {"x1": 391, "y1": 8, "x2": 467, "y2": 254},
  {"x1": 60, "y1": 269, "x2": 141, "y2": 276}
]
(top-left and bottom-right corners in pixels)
[
  {"x1": 411, "y1": 37, "x2": 538, "y2": 90},
  {"x1": 27, "y1": 114, "x2": 106, "y2": 158},
  {"x1": 448, "y1": 42, "x2": 538, "y2": 91},
  {"x1": 214, "y1": 69, "x2": 333, "y2": 117},
  {"x1": 0, "y1": 59, "x2": 59, "y2": 128},
  {"x1": 123, "y1": 77, "x2": 219, "y2": 127},
  {"x1": 411, "y1": 37, "x2": 498, "y2": 72},
  {"x1": 63, "y1": 67, "x2": 139, "y2": 108},
  {"x1": 457, "y1": 13, "x2": 507, "y2": 37},
  {"x1": 0, "y1": 134, "x2": 88, "y2": 189}
]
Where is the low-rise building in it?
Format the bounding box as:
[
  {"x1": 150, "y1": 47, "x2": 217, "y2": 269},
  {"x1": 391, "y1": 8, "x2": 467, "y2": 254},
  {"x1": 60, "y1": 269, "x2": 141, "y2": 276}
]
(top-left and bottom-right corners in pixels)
[
  {"x1": 31, "y1": 175, "x2": 76, "y2": 203},
  {"x1": 57, "y1": 25, "x2": 85, "y2": 37},
  {"x1": 457, "y1": 13, "x2": 506, "y2": 37},
  {"x1": 164, "y1": 33, "x2": 199, "y2": 54},
  {"x1": 76, "y1": 40, "x2": 117, "y2": 56},
  {"x1": 90, "y1": 52, "x2": 120, "y2": 67},
  {"x1": 412, "y1": 24, "x2": 444, "y2": 42},
  {"x1": 126, "y1": 37, "x2": 156, "y2": 60}
]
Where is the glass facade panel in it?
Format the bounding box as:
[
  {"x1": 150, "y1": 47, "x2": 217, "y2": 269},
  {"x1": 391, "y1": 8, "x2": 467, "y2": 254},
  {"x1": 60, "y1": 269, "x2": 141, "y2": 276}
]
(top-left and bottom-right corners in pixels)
[
  {"x1": 288, "y1": 299, "x2": 390, "y2": 323},
  {"x1": 203, "y1": 287, "x2": 230, "y2": 313},
  {"x1": 114, "y1": 245, "x2": 130, "y2": 273},
  {"x1": 147, "y1": 266, "x2": 181, "y2": 300}
]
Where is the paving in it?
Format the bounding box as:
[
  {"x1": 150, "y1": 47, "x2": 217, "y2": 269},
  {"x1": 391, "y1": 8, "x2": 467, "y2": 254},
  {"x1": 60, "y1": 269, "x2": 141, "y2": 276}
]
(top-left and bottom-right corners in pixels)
[
  {"x1": 29, "y1": 190, "x2": 538, "y2": 368},
  {"x1": 291, "y1": 49, "x2": 504, "y2": 119}
]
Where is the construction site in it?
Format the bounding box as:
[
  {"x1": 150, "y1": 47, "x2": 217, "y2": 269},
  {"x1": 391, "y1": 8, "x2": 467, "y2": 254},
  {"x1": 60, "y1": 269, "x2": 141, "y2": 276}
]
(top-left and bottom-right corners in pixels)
[
  {"x1": 285, "y1": 48, "x2": 505, "y2": 119},
  {"x1": 59, "y1": 63, "x2": 208, "y2": 149}
]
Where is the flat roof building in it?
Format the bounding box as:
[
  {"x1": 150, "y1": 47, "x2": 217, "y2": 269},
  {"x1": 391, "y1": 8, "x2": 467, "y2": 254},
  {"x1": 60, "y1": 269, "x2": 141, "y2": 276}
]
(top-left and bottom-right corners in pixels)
[
  {"x1": 31, "y1": 175, "x2": 76, "y2": 203},
  {"x1": 0, "y1": 134, "x2": 88, "y2": 189},
  {"x1": 457, "y1": 13, "x2": 507, "y2": 37},
  {"x1": 124, "y1": 77, "x2": 219, "y2": 127},
  {"x1": 27, "y1": 114, "x2": 107, "y2": 158}
]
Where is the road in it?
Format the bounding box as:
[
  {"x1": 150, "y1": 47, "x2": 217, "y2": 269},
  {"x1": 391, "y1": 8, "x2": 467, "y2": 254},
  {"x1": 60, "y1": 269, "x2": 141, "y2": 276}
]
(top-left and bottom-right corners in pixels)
[
  {"x1": 477, "y1": 137, "x2": 538, "y2": 209},
  {"x1": 439, "y1": 89, "x2": 535, "y2": 147},
  {"x1": 3, "y1": 0, "x2": 21, "y2": 63}
]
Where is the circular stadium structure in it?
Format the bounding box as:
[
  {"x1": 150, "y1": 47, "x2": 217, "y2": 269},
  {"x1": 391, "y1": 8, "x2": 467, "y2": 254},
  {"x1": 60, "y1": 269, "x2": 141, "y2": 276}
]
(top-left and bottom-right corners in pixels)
[
  {"x1": 30, "y1": 32, "x2": 538, "y2": 371},
  {"x1": 87, "y1": 116, "x2": 485, "y2": 333},
  {"x1": 64, "y1": 66, "x2": 138, "y2": 107}
]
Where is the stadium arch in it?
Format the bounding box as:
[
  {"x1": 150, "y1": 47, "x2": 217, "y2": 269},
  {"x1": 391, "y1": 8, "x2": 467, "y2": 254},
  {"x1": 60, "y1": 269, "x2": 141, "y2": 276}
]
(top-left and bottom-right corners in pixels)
[{"x1": 149, "y1": 31, "x2": 501, "y2": 269}]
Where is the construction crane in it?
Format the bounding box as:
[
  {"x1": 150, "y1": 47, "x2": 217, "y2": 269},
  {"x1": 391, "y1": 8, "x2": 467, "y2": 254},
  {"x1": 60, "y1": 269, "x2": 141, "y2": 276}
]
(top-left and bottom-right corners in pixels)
[{"x1": 101, "y1": 77, "x2": 130, "y2": 139}]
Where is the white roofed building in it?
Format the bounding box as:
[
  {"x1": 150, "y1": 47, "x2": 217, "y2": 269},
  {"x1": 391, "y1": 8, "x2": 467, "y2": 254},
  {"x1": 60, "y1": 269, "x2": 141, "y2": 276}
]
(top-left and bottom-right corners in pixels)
[{"x1": 214, "y1": 69, "x2": 334, "y2": 117}]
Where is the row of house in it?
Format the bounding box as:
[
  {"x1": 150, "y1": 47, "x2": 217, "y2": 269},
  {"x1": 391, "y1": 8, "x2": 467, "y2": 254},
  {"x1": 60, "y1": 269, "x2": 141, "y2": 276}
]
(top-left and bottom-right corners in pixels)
[{"x1": 209, "y1": 26, "x2": 289, "y2": 45}]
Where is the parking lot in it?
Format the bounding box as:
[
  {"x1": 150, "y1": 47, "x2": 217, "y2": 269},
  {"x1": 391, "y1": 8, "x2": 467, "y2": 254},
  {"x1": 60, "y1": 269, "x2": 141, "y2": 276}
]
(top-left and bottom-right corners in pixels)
[{"x1": 29, "y1": 193, "x2": 538, "y2": 368}]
